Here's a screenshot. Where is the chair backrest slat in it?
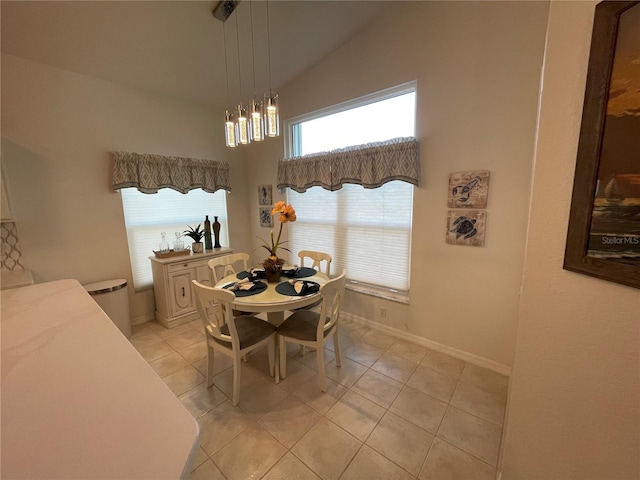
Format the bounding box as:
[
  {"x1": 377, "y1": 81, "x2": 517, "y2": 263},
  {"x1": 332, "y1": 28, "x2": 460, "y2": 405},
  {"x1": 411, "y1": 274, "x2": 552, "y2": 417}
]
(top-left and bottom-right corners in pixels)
[
  {"x1": 298, "y1": 250, "x2": 332, "y2": 276},
  {"x1": 192, "y1": 280, "x2": 240, "y2": 350},
  {"x1": 208, "y1": 253, "x2": 250, "y2": 284}
]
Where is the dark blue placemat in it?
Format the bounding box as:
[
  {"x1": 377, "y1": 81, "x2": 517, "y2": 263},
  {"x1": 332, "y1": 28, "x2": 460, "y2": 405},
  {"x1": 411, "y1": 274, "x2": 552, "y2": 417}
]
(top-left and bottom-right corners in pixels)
[
  {"x1": 223, "y1": 280, "x2": 267, "y2": 297},
  {"x1": 237, "y1": 270, "x2": 266, "y2": 280},
  {"x1": 281, "y1": 267, "x2": 318, "y2": 279},
  {"x1": 275, "y1": 280, "x2": 320, "y2": 296}
]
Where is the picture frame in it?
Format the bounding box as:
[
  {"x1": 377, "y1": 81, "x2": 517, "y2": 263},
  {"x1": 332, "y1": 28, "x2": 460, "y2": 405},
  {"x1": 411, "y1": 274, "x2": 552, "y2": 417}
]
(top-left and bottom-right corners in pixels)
[
  {"x1": 447, "y1": 170, "x2": 490, "y2": 208},
  {"x1": 564, "y1": 1, "x2": 640, "y2": 289},
  {"x1": 446, "y1": 210, "x2": 486, "y2": 247},
  {"x1": 258, "y1": 184, "x2": 272, "y2": 206},
  {"x1": 259, "y1": 207, "x2": 273, "y2": 228}
]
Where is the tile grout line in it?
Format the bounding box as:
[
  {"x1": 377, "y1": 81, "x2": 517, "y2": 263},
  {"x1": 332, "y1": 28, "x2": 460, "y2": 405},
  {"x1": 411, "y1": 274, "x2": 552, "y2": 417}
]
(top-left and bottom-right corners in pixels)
[{"x1": 135, "y1": 319, "x2": 504, "y2": 479}]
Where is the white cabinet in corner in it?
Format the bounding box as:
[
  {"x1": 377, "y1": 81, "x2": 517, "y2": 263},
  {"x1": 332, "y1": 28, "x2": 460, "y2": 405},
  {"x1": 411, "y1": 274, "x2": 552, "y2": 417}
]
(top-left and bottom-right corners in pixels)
[{"x1": 149, "y1": 248, "x2": 233, "y2": 328}]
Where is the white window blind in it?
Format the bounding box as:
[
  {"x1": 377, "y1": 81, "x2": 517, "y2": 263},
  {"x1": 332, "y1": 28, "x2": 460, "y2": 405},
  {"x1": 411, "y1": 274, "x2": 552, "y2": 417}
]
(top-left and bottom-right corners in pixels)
[
  {"x1": 288, "y1": 181, "x2": 413, "y2": 291},
  {"x1": 285, "y1": 83, "x2": 416, "y2": 295},
  {"x1": 120, "y1": 188, "x2": 228, "y2": 290}
]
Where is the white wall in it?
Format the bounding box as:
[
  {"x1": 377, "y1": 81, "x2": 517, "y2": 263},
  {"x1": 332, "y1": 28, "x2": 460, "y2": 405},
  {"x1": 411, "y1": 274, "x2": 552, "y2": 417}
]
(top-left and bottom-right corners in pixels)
[
  {"x1": 246, "y1": 1, "x2": 550, "y2": 370},
  {"x1": 500, "y1": 2, "x2": 640, "y2": 478},
  {"x1": 1, "y1": 54, "x2": 252, "y2": 323}
]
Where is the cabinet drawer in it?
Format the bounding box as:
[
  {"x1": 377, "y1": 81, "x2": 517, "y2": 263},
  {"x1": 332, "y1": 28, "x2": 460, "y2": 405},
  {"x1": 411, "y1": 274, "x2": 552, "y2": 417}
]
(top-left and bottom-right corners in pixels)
[{"x1": 167, "y1": 258, "x2": 211, "y2": 273}]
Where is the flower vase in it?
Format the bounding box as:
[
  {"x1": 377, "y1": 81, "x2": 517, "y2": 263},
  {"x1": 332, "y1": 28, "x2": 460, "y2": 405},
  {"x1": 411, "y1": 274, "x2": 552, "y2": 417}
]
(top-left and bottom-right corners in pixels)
[
  {"x1": 213, "y1": 216, "x2": 221, "y2": 248},
  {"x1": 263, "y1": 256, "x2": 284, "y2": 283},
  {"x1": 265, "y1": 269, "x2": 281, "y2": 283}
]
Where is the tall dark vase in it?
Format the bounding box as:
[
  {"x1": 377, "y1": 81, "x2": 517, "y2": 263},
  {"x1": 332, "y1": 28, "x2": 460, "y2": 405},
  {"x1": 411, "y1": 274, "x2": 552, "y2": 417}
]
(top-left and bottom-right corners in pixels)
[
  {"x1": 212, "y1": 216, "x2": 221, "y2": 248},
  {"x1": 204, "y1": 215, "x2": 213, "y2": 251}
]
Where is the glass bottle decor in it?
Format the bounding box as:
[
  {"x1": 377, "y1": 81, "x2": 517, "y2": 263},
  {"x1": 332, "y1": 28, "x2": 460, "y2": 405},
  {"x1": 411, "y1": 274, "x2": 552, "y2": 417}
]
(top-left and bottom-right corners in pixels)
[
  {"x1": 173, "y1": 232, "x2": 184, "y2": 252},
  {"x1": 213, "y1": 216, "x2": 221, "y2": 248},
  {"x1": 204, "y1": 215, "x2": 213, "y2": 251},
  {"x1": 159, "y1": 232, "x2": 170, "y2": 253}
]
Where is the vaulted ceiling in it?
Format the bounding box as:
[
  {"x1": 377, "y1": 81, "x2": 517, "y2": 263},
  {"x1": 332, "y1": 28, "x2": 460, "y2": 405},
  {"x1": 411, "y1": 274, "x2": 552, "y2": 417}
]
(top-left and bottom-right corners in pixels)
[{"x1": 1, "y1": 1, "x2": 393, "y2": 110}]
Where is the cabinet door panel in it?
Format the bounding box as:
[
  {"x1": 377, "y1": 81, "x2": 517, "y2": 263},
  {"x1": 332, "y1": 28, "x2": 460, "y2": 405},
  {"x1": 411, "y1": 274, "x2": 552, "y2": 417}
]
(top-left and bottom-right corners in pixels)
[{"x1": 169, "y1": 272, "x2": 193, "y2": 315}]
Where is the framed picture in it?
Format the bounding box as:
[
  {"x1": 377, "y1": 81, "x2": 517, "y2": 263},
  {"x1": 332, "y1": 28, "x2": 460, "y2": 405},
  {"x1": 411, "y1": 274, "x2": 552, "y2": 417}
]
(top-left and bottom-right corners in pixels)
[
  {"x1": 446, "y1": 210, "x2": 486, "y2": 247},
  {"x1": 259, "y1": 207, "x2": 273, "y2": 228},
  {"x1": 448, "y1": 170, "x2": 490, "y2": 208},
  {"x1": 564, "y1": 1, "x2": 640, "y2": 289},
  {"x1": 258, "y1": 184, "x2": 272, "y2": 206}
]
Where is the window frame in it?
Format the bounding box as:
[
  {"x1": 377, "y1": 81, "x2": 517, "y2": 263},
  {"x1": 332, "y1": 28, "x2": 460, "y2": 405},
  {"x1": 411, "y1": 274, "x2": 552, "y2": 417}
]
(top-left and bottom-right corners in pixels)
[
  {"x1": 119, "y1": 187, "x2": 229, "y2": 292},
  {"x1": 283, "y1": 81, "x2": 417, "y2": 303}
]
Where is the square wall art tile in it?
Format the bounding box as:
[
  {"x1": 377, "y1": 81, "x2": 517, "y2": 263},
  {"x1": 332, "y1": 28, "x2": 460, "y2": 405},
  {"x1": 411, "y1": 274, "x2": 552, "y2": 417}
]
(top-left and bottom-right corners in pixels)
[
  {"x1": 448, "y1": 171, "x2": 490, "y2": 208},
  {"x1": 446, "y1": 210, "x2": 486, "y2": 247}
]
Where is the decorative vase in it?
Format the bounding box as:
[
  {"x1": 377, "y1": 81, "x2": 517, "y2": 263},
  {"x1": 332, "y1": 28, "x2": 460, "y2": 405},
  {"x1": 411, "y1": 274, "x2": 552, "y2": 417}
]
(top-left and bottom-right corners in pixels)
[
  {"x1": 192, "y1": 242, "x2": 203, "y2": 253},
  {"x1": 204, "y1": 215, "x2": 213, "y2": 251},
  {"x1": 265, "y1": 269, "x2": 281, "y2": 283},
  {"x1": 213, "y1": 216, "x2": 221, "y2": 248},
  {"x1": 263, "y1": 256, "x2": 284, "y2": 283}
]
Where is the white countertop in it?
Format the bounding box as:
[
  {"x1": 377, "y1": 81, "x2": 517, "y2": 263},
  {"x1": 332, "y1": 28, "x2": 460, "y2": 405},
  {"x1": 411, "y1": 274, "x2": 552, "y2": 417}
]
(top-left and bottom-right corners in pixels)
[{"x1": 1, "y1": 279, "x2": 199, "y2": 479}]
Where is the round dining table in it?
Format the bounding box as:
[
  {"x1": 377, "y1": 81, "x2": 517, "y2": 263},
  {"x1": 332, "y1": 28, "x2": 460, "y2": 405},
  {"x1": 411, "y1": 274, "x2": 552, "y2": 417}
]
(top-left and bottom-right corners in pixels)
[
  {"x1": 214, "y1": 268, "x2": 328, "y2": 384},
  {"x1": 214, "y1": 268, "x2": 329, "y2": 325}
]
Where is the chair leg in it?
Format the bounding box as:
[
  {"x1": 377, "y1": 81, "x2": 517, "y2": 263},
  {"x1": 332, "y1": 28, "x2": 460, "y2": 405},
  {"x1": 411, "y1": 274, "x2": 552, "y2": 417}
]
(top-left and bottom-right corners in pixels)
[
  {"x1": 333, "y1": 330, "x2": 342, "y2": 368},
  {"x1": 316, "y1": 345, "x2": 327, "y2": 392},
  {"x1": 232, "y1": 356, "x2": 241, "y2": 406},
  {"x1": 206, "y1": 348, "x2": 215, "y2": 387},
  {"x1": 299, "y1": 345, "x2": 306, "y2": 356},
  {"x1": 279, "y1": 337, "x2": 287, "y2": 380}
]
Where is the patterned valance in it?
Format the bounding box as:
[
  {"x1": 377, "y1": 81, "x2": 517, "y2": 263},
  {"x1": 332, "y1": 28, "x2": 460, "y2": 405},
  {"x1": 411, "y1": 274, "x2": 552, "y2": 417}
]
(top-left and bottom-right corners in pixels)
[
  {"x1": 112, "y1": 151, "x2": 230, "y2": 194},
  {"x1": 277, "y1": 137, "x2": 419, "y2": 193}
]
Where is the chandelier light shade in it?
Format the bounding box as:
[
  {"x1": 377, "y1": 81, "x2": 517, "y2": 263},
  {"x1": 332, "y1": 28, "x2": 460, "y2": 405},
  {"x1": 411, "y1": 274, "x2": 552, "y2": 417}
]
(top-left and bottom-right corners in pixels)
[
  {"x1": 224, "y1": 109, "x2": 237, "y2": 148},
  {"x1": 250, "y1": 99, "x2": 264, "y2": 141},
  {"x1": 236, "y1": 104, "x2": 251, "y2": 145},
  {"x1": 264, "y1": 92, "x2": 279, "y2": 138},
  {"x1": 213, "y1": 0, "x2": 280, "y2": 148}
]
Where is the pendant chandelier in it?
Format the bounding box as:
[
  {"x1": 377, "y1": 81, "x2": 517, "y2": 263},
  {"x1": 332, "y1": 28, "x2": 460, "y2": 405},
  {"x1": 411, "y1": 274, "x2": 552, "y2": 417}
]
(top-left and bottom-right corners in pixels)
[{"x1": 213, "y1": 0, "x2": 280, "y2": 148}]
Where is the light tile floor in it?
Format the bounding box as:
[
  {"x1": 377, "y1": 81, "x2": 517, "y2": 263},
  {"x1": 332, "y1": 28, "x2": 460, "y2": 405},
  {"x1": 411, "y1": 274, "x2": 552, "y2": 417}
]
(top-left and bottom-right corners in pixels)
[{"x1": 130, "y1": 317, "x2": 508, "y2": 480}]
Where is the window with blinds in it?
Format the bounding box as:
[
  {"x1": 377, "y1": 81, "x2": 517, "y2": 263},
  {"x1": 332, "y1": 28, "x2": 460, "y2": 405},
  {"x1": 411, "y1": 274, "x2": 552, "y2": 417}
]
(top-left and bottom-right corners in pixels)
[
  {"x1": 285, "y1": 83, "x2": 416, "y2": 297},
  {"x1": 120, "y1": 188, "x2": 228, "y2": 290}
]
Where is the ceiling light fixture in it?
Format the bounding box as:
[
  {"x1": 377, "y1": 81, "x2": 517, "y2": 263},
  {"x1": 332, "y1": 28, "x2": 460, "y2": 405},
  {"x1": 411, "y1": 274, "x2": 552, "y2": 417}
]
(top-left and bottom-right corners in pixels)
[{"x1": 213, "y1": 0, "x2": 279, "y2": 148}]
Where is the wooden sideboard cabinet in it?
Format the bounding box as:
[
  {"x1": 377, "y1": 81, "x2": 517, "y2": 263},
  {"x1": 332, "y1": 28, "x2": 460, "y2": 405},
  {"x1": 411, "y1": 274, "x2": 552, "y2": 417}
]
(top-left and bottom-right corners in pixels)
[{"x1": 150, "y1": 248, "x2": 233, "y2": 328}]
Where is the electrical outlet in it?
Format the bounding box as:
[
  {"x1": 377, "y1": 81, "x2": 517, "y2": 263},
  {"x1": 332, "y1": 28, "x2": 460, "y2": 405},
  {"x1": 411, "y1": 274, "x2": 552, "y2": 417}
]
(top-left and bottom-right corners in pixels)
[{"x1": 379, "y1": 307, "x2": 386, "y2": 318}]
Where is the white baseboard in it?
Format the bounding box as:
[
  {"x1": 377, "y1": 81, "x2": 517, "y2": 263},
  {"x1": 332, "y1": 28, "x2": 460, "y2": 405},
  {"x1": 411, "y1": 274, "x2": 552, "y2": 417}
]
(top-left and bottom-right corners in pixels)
[{"x1": 341, "y1": 312, "x2": 511, "y2": 377}]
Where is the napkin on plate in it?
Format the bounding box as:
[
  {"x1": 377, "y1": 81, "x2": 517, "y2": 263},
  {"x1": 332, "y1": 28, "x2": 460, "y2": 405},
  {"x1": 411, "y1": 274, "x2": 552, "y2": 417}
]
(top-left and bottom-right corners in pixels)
[
  {"x1": 282, "y1": 264, "x2": 299, "y2": 275},
  {"x1": 249, "y1": 267, "x2": 266, "y2": 279},
  {"x1": 288, "y1": 279, "x2": 319, "y2": 294},
  {"x1": 227, "y1": 277, "x2": 253, "y2": 291}
]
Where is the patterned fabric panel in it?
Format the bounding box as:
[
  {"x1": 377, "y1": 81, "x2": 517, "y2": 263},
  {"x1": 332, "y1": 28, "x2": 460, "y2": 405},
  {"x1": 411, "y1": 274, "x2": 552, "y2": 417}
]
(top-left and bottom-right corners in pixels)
[
  {"x1": 277, "y1": 137, "x2": 419, "y2": 193},
  {"x1": 112, "y1": 151, "x2": 231, "y2": 194},
  {"x1": 1, "y1": 221, "x2": 25, "y2": 272}
]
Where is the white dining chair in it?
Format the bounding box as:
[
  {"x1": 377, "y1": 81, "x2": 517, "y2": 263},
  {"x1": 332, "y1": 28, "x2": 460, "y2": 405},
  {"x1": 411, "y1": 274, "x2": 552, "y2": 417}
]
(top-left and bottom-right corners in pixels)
[
  {"x1": 297, "y1": 250, "x2": 332, "y2": 276},
  {"x1": 191, "y1": 280, "x2": 277, "y2": 406},
  {"x1": 277, "y1": 270, "x2": 346, "y2": 392},
  {"x1": 209, "y1": 253, "x2": 252, "y2": 317},
  {"x1": 294, "y1": 250, "x2": 333, "y2": 355},
  {"x1": 208, "y1": 253, "x2": 250, "y2": 284}
]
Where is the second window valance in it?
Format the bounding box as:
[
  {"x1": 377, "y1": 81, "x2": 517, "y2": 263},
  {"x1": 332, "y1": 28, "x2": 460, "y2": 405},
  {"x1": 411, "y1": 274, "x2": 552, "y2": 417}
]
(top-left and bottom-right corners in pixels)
[
  {"x1": 112, "y1": 151, "x2": 230, "y2": 194},
  {"x1": 277, "y1": 137, "x2": 419, "y2": 193}
]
